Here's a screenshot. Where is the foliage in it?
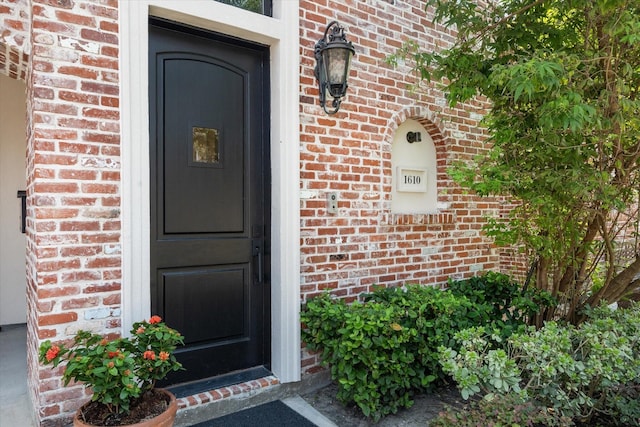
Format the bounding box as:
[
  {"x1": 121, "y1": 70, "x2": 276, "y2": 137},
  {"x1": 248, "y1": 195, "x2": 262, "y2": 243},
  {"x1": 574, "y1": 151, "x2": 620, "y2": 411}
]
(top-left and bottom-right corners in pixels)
[
  {"x1": 439, "y1": 304, "x2": 640, "y2": 425},
  {"x1": 216, "y1": 0, "x2": 264, "y2": 13},
  {"x1": 431, "y1": 392, "x2": 572, "y2": 427},
  {"x1": 301, "y1": 275, "x2": 554, "y2": 420},
  {"x1": 362, "y1": 284, "x2": 487, "y2": 381},
  {"x1": 447, "y1": 271, "x2": 557, "y2": 336},
  {"x1": 39, "y1": 316, "x2": 183, "y2": 415},
  {"x1": 302, "y1": 288, "x2": 460, "y2": 421},
  {"x1": 391, "y1": 0, "x2": 640, "y2": 322},
  {"x1": 439, "y1": 326, "x2": 521, "y2": 400}
]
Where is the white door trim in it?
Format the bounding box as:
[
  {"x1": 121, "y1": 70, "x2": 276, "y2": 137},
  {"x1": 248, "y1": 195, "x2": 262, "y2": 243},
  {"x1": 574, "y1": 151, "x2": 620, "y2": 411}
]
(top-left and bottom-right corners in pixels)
[{"x1": 119, "y1": 0, "x2": 301, "y2": 383}]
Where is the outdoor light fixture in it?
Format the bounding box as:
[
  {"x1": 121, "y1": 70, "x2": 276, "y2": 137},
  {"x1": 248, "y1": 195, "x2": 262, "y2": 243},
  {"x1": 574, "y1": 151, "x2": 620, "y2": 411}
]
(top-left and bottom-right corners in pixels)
[
  {"x1": 314, "y1": 21, "x2": 356, "y2": 115},
  {"x1": 406, "y1": 131, "x2": 422, "y2": 143}
]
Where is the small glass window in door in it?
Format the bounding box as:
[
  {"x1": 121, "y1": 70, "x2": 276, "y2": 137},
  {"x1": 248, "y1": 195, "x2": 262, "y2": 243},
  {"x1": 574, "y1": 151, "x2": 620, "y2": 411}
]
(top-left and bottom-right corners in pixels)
[{"x1": 192, "y1": 127, "x2": 220, "y2": 164}]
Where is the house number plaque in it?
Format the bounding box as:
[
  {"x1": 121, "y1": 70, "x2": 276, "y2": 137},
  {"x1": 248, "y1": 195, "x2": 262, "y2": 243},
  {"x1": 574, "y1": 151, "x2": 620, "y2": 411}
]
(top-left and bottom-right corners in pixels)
[{"x1": 397, "y1": 167, "x2": 427, "y2": 193}]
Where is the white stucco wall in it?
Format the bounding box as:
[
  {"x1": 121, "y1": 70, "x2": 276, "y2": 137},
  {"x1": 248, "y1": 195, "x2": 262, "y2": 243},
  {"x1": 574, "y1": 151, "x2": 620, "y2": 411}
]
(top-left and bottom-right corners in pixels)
[
  {"x1": 391, "y1": 120, "x2": 438, "y2": 214},
  {"x1": 0, "y1": 74, "x2": 27, "y2": 325}
]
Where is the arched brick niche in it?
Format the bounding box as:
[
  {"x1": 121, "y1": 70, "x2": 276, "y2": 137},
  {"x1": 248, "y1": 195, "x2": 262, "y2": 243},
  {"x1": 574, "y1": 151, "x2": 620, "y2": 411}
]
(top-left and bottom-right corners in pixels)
[{"x1": 381, "y1": 106, "x2": 453, "y2": 225}]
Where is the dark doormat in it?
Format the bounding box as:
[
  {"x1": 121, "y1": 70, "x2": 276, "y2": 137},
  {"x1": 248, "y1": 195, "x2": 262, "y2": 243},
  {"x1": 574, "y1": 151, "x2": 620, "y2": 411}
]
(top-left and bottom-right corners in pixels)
[{"x1": 189, "y1": 400, "x2": 318, "y2": 427}]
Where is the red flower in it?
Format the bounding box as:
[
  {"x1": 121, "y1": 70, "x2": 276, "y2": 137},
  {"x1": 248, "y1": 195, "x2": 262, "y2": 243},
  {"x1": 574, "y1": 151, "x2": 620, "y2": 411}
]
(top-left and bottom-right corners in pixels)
[
  {"x1": 99, "y1": 339, "x2": 108, "y2": 346},
  {"x1": 159, "y1": 351, "x2": 170, "y2": 361},
  {"x1": 136, "y1": 326, "x2": 145, "y2": 334},
  {"x1": 143, "y1": 350, "x2": 156, "y2": 360},
  {"x1": 149, "y1": 315, "x2": 162, "y2": 324},
  {"x1": 45, "y1": 345, "x2": 60, "y2": 362}
]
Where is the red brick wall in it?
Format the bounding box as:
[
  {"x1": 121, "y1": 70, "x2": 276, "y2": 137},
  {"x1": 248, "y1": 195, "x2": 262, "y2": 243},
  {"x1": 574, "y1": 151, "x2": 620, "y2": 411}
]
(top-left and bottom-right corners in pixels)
[
  {"x1": 298, "y1": 0, "x2": 503, "y2": 371},
  {"x1": 24, "y1": 0, "x2": 121, "y2": 424},
  {"x1": 299, "y1": 0, "x2": 499, "y2": 297},
  {"x1": 0, "y1": 0, "x2": 30, "y2": 79},
  {"x1": 498, "y1": 200, "x2": 530, "y2": 283}
]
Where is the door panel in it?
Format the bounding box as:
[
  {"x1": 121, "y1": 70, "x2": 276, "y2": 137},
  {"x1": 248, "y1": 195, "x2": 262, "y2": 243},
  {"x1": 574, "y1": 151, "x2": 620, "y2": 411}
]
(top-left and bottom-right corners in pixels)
[
  {"x1": 163, "y1": 55, "x2": 245, "y2": 234},
  {"x1": 149, "y1": 21, "x2": 270, "y2": 385},
  {"x1": 162, "y1": 267, "x2": 247, "y2": 343}
]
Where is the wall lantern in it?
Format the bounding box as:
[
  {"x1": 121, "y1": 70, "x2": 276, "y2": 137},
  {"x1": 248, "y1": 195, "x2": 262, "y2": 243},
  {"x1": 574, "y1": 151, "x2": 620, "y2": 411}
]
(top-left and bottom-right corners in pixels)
[{"x1": 314, "y1": 21, "x2": 356, "y2": 115}]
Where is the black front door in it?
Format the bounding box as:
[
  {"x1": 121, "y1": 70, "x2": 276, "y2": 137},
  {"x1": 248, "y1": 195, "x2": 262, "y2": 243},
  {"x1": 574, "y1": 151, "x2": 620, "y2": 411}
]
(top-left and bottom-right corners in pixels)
[{"x1": 149, "y1": 21, "x2": 270, "y2": 385}]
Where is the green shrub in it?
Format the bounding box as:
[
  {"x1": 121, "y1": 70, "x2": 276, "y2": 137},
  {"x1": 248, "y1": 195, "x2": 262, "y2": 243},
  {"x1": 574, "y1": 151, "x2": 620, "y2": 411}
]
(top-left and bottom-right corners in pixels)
[
  {"x1": 447, "y1": 271, "x2": 557, "y2": 337},
  {"x1": 301, "y1": 273, "x2": 556, "y2": 421},
  {"x1": 439, "y1": 303, "x2": 640, "y2": 425},
  {"x1": 302, "y1": 286, "x2": 481, "y2": 420},
  {"x1": 439, "y1": 326, "x2": 522, "y2": 400},
  {"x1": 362, "y1": 285, "x2": 486, "y2": 383}
]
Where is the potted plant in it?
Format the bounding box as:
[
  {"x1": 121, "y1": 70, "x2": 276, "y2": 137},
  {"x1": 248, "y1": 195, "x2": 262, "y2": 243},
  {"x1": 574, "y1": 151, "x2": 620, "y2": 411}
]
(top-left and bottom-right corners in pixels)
[{"x1": 39, "y1": 316, "x2": 184, "y2": 426}]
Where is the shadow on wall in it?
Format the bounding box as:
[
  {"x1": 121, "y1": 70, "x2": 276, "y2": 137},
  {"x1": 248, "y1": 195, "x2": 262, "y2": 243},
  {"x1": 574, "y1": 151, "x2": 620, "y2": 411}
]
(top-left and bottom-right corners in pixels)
[{"x1": 0, "y1": 73, "x2": 27, "y2": 326}]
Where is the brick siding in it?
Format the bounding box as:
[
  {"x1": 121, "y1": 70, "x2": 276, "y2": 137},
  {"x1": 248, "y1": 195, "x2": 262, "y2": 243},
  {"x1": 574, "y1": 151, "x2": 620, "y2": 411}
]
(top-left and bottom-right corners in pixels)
[
  {"x1": 298, "y1": 0, "x2": 501, "y2": 299},
  {"x1": 298, "y1": 0, "x2": 507, "y2": 372},
  {"x1": 21, "y1": 0, "x2": 121, "y2": 424},
  {"x1": 0, "y1": 0, "x2": 30, "y2": 79}
]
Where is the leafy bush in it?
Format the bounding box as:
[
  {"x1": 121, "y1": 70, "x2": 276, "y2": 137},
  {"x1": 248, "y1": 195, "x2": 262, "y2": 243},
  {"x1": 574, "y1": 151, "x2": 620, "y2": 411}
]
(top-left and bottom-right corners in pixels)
[
  {"x1": 301, "y1": 275, "x2": 554, "y2": 420},
  {"x1": 302, "y1": 287, "x2": 474, "y2": 420},
  {"x1": 439, "y1": 304, "x2": 640, "y2": 425},
  {"x1": 439, "y1": 326, "x2": 521, "y2": 400},
  {"x1": 447, "y1": 271, "x2": 557, "y2": 336},
  {"x1": 362, "y1": 285, "x2": 485, "y2": 383}
]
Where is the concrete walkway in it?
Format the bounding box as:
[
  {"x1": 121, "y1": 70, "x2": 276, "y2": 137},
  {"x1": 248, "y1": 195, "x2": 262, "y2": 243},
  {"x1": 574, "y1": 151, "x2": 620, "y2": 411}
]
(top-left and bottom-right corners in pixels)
[{"x1": 0, "y1": 324, "x2": 36, "y2": 426}]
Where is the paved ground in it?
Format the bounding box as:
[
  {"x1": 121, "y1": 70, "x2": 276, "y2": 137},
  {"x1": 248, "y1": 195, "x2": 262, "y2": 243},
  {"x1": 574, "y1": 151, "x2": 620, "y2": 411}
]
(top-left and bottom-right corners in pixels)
[
  {"x1": 301, "y1": 382, "x2": 465, "y2": 426},
  {"x1": 0, "y1": 325, "x2": 34, "y2": 427}
]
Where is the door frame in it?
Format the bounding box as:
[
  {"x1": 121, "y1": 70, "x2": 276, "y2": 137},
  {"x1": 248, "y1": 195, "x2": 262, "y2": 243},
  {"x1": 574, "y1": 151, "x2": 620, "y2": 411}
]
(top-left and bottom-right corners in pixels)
[{"x1": 120, "y1": 1, "x2": 300, "y2": 383}]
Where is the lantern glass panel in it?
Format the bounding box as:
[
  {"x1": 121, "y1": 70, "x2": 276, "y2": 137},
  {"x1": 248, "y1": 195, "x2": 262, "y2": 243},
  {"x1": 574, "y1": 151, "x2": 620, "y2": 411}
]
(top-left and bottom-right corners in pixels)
[{"x1": 322, "y1": 47, "x2": 353, "y2": 97}]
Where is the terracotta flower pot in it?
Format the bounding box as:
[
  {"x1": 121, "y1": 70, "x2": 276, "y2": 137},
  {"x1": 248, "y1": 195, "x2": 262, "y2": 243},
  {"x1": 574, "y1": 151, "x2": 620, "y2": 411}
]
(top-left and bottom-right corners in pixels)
[{"x1": 73, "y1": 389, "x2": 178, "y2": 427}]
